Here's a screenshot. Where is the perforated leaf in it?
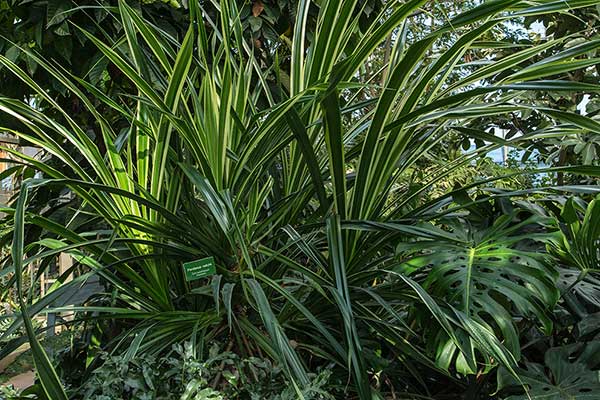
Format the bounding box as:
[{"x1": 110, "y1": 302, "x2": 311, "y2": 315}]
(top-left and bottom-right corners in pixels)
[
  {"x1": 498, "y1": 342, "x2": 600, "y2": 399},
  {"x1": 398, "y1": 215, "x2": 558, "y2": 368}
]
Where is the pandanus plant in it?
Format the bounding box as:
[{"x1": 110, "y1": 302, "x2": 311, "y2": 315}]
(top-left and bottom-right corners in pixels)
[{"x1": 1, "y1": 0, "x2": 599, "y2": 398}]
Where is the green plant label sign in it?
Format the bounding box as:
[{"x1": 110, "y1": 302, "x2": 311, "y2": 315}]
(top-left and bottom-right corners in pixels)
[{"x1": 183, "y1": 257, "x2": 216, "y2": 281}]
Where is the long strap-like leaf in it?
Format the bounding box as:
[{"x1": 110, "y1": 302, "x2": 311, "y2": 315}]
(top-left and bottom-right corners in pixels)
[{"x1": 12, "y1": 182, "x2": 68, "y2": 400}]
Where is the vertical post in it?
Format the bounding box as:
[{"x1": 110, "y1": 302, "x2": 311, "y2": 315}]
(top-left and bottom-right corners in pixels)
[
  {"x1": 58, "y1": 253, "x2": 74, "y2": 332},
  {"x1": 47, "y1": 253, "x2": 75, "y2": 337},
  {"x1": 58, "y1": 253, "x2": 74, "y2": 280},
  {"x1": 40, "y1": 271, "x2": 45, "y2": 297}
]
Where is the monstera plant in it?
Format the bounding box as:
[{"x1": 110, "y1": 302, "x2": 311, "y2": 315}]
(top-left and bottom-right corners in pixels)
[
  {"x1": 549, "y1": 196, "x2": 600, "y2": 317},
  {"x1": 497, "y1": 341, "x2": 600, "y2": 399},
  {"x1": 396, "y1": 214, "x2": 559, "y2": 373}
]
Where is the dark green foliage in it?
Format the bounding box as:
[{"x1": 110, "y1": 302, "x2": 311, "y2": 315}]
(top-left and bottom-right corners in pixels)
[
  {"x1": 0, "y1": 0, "x2": 599, "y2": 399},
  {"x1": 75, "y1": 342, "x2": 334, "y2": 400},
  {"x1": 398, "y1": 215, "x2": 559, "y2": 373},
  {"x1": 498, "y1": 342, "x2": 600, "y2": 399}
]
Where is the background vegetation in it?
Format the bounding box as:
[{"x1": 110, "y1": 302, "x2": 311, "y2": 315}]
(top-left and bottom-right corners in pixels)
[{"x1": 0, "y1": 0, "x2": 599, "y2": 398}]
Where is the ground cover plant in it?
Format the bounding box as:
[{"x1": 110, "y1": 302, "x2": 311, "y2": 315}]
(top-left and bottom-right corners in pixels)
[{"x1": 0, "y1": 0, "x2": 599, "y2": 398}]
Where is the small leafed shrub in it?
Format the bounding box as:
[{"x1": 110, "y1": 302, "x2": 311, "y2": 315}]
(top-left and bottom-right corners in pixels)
[{"x1": 75, "y1": 342, "x2": 334, "y2": 400}]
